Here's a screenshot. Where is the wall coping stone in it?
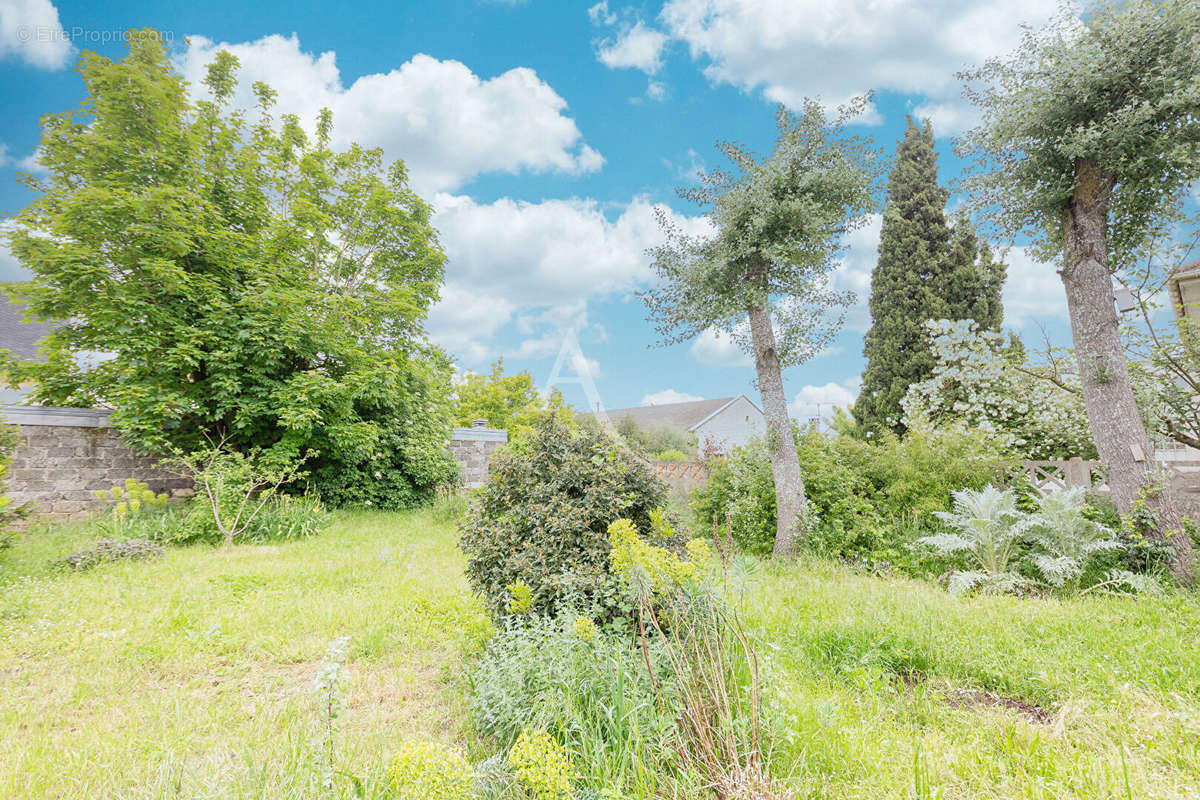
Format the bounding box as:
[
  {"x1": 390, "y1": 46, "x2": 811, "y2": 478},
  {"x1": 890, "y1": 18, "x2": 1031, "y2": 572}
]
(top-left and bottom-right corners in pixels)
[
  {"x1": 2, "y1": 405, "x2": 112, "y2": 427},
  {"x1": 450, "y1": 427, "x2": 507, "y2": 443}
]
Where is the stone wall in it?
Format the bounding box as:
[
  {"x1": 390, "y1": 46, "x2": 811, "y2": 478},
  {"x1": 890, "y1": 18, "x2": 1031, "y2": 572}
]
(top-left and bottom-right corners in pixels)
[
  {"x1": 2, "y1": 407, "x2": 509, "y2": 521},
  {"x1": 448, "y1": 421, "x2": 507, "y2": 489},
  {"x1": 3, "y1": 406, "x2": 192, "y2": 522}
]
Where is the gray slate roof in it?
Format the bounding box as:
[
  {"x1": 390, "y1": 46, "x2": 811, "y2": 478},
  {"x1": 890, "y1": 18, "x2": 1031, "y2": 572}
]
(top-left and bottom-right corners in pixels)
[
  {"x1": 0, "y1": 289, "x2": 54, "y2": 361},
  {"x1": 602, "y1": 396, "x2": 737, "y2": 431}
]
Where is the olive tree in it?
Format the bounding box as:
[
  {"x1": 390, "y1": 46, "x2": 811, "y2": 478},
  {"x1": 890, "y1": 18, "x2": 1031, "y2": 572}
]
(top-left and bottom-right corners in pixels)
[
  {"x1": 641, "y1": 101, "x2": 881, "y2": 556},
  {"x1": 959, "y1": 0, "x2": 1200, "y2": 581}
]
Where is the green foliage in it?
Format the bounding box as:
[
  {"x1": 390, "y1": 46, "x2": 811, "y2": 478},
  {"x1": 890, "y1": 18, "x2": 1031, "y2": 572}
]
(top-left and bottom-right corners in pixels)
[
  {"x1": 641, "y1": 100, "x2": 882, "y2": 364},
  {"x1": 608, "y1": 517, "x2": 715, "y2": 597},
  {"x1": 387, "y1": 741, "x2": 474, "y2": 800},
  {"x1": 53, "y1": 538, "x2": 164, "y2": 572},
  {"x1": 856, "y1": 117, "x2": 1006, "y2": 435},
  {"x1": 452, "y1": 358, "x2": 564, "y2": 444},
  {"x1": 165, "y1": 443, "x2": 309, "y2": 547},
  {"x1": 960, "y1": 0, "x2": 1200, "y2": 266},
  {"x1": 692, "y1": 425, "x2": 1014, "y2": 565},
  {"x1": 1027, "y1": 487, "x2": 1120, "y2": 589},
  {"x1": 459, "y1": 413, "x2": 669, "y2": 619},
  {"x1": 614, "y1": 415, "x2": 696, "y2": 458},
  {"x1": 652, "y1": 448, "x2": 689, "y2": 462},
  {"x1": 304, "y1": 354, "x2": 459, "y2": 510},
  {"x1": 470, "y1": 613, "x2": 669, "y2": 760},
  {"x1": 919, "y1": 485, "x2": 1032, "y2": 595},
  {"x1": 857, "y1": 424, "x2": 1013, "y2": 519},
  {"x1": 507, "y1": 729, "x2": 576, "y2": 800},
  {"x1": 0, "y1": 31, "x2": 454, "y2": 506}
]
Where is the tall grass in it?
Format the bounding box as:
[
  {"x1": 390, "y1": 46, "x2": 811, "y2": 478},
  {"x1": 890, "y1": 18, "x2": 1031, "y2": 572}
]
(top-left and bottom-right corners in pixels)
[
  {"x1": 2, "y1": 512, "x2": 1198, "y2": 798},
  {"x1": 0, "y1": 510, "x2": 489, "y2": 799}
]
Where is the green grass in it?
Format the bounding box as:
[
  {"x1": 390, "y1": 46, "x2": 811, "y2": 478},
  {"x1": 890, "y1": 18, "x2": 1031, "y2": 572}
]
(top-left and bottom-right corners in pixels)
[
  {"x1": 742, "y1": 558, "x2": 1200, "y2": 799},
  {"x1": 0, "y1": 511, "x2": 490, "y2": 799},
  {"x1": 2, "y1": 512, "x2": 1198, "y2": 798}
]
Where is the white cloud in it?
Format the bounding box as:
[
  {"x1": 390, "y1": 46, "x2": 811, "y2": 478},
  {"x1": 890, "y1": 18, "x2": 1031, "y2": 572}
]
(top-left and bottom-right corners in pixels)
[
  {"x1": 690, "y1": 326, "x2": 752, "y2": 367},
  {"x1": 658, "y1": 0, "x2": 1057, "y2": 131},
  {"x1": 598, "y1": 21, "x2": 669, "y2": 74},
  {"x1": 642, "y1": 388, "x2": 703, "y2": 405},
  {"x1": 645, "y1": 80, "x2": 667, "y2": 102},
  {"x1": 790, "y1": 379, "x2": 858, "y2": 420},
  {"x1": 0, "y1": 0, "x2": 72, "y2": 69},
  {"x1": 177, "y1": 35, "x2": 603, "y2": 195},
  {"x1": 427, "y1": 194, "x2": 709, "y2": 365},
  {"x1": 1001, "y1": 246, "x2": 1067, "y2": 329},
  {"x1": 828, "y1": 213, "x2": 882, "y2": 332},
  {"x1": 827, "y1": 216, "x2": 1067, "y2": 333},
  {"x1": 0, "y1": 220, "x2": 29, "y2": 281}
]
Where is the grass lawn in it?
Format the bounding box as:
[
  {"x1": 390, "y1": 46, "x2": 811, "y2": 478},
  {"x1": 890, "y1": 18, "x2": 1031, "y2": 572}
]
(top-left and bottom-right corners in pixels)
[
  {"x1": 0, "y1": 510, "x2": 490, "y2": 799},
  {"x1": 2, "y1": 510, "x2": 1198, "y2": 798}
]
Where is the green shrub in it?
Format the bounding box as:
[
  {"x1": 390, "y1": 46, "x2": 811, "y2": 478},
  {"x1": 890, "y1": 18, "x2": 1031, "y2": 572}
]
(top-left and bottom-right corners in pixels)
[
  {"x1": 613, "y1": 415, "x2": 696, "y2": 458},
  {"x1": 459, "y1": 413, "x2": 669, "y2": 618},
  {"x1": 387, "y1": 741, "x2": 474, "y2": 800},
  {"x1": 1026, "y1": 487, "x2": 1120, "y2": 590},
  {"x1": 691, "y1": 424, "x2": 1016, "y2": 564},
  {"x1": 654, "y1": 448, "x2": 689, "y2": 462},
  {"x1": 470, "y1": 610, "x2": 674, "y2": 795},
  {"x1": 508, "y1": 729, "x2": 575, "y2": 800},
  {"x1": 918, "y1": 485, "x2": 1033, "y2": 595},
  {"x1": 150, "y1": 495, "x2": 329, "y2": 546}
]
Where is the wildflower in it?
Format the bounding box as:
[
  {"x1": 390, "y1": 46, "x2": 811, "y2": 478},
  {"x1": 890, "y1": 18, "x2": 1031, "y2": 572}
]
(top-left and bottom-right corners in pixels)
[
  {"x1": 388, "y1": 741, "x2": 473, "y2": 800},
  {"x1": 506, "y1": 581, "x2": 533, "y2": 615},
  {"x1": 508, "y1": 729, "x2": 575, "y2": 800},
  {"x1": 572, "y1": 615, "x2": 598, "y2": 642}
]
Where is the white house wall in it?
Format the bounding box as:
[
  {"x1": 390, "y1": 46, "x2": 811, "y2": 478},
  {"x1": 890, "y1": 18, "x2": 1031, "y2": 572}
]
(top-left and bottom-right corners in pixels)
[{"x1": 694, "y1": 396, "x2": 765, "y2": 453}]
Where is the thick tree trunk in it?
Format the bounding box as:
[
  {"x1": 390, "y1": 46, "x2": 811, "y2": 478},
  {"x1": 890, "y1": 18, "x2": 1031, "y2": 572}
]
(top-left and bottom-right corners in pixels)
[
  {"x1": 747, "y1": 302, "x2": 808, "y2": 558},
  {"x1": 1062, "y1": 159, "x2": 1194, "y2": 583}
]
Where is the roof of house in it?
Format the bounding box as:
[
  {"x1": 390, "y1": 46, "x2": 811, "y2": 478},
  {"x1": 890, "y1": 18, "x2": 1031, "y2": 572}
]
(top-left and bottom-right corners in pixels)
[
  {"x1": 0, "y1": 289, "x2": 53, "y2": 361},
  {"x1": 599, "y1": 395, "x2": 760, "y2": 432},
  {"x1": 1170, "y1": 258, "x2": 1200, "y2": 281}
]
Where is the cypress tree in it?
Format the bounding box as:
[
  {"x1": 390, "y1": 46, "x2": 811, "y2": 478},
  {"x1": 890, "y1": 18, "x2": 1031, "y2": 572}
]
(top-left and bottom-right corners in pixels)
[{"x1": 853, "y1": 118, "x2": 1004, "y2": 435}]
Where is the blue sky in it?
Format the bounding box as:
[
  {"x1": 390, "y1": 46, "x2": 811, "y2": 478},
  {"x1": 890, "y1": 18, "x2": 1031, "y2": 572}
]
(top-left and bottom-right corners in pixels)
[{"x1": 0, "y1": 0, "x2": 1081, "y2": 420}]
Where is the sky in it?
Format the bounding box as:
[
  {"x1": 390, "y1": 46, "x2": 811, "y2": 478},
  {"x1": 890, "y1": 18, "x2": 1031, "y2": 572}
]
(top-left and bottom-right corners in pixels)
[{"x1": 0, "y1": 0, "x2": 1083, "y2": 421}]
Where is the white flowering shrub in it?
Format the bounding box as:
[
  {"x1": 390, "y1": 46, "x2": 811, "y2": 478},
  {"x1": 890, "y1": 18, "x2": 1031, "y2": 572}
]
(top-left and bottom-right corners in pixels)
[{"x1": 901, "y1": 320, "x2": 1095, "y2": 460}]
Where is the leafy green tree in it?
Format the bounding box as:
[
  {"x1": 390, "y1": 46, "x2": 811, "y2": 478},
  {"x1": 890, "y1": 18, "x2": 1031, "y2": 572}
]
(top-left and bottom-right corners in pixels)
[
  {"x1": 452, "y1": 358, "x2": 560, "y2": 440},
  {"x1": 0, "y1": 31, "x2": 456, "y2": 507},
  {"x1": 642, "y1": 101, "x2": 881, "y2": 556},
  {"x1": 855, "y1": 118, "x2": 1005, "y2": 435},
  {"x1": 960, "y1": 0, "x2": 1200, "y2": 580}
]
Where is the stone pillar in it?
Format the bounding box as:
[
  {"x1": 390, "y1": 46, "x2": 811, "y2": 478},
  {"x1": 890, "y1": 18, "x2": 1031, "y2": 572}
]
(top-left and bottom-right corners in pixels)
[{"x1": 447, "y1": 424, "x2": 507, "y2": 489}]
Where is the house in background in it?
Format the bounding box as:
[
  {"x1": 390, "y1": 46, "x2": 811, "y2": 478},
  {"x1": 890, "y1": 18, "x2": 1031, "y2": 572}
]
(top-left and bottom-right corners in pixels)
[
  {"x1": 602, "y1": 395, "x2": 765, "y2": 455},
  {"x1": 0, "y1": 290, "x2": 54, "y2": 405},
  {"x1": 1169, "y1": 258, "x2": 1200, "y2": 323}
]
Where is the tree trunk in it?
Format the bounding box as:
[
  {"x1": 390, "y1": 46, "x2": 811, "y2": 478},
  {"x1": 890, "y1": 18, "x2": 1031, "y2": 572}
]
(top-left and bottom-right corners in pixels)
[
  {"x1": 1062, "y1": 158, "x2": 1194, "y2": 583},
  {"x1": 747, "y1": 302, "x2": 808, "y2": 557}
]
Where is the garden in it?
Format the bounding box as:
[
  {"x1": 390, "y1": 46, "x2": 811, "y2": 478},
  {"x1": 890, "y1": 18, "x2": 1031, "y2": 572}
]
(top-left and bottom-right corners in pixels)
[
  {"x1": 2, "y1": 417, "x2": 1199, "y2": 798},
  {"x1": 2, "y1": 2, "x2": 1200, "y2": 798}
]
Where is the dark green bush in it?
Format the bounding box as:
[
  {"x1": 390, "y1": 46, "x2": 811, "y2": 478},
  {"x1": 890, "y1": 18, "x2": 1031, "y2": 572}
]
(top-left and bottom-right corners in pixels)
[
  {"x1": 459, "y1": 413, "x2": 669, "y2": 618},
  {"x1": 305, "y1": 356, "x2": 460, "y2": 510}
]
